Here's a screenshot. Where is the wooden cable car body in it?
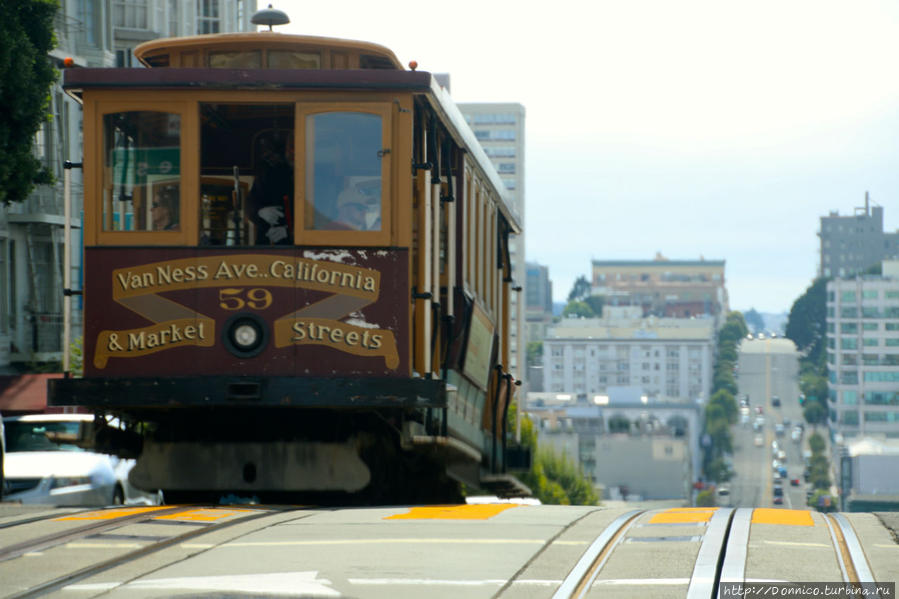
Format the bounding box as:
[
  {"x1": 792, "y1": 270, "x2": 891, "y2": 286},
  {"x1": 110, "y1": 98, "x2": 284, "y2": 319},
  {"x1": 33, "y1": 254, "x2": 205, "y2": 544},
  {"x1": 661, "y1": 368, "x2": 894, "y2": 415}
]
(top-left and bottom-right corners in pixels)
[{"x1": 50, "y1": 31, "x2": 527, "y2": 501}]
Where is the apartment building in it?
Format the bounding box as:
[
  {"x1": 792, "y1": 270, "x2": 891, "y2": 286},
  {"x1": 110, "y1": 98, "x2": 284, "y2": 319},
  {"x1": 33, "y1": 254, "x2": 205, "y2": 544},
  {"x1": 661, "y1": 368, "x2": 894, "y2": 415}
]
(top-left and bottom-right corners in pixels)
[
  {"x1": 591, "y1": 255, "x2": 728, "y2": 321},
  {"x1": 1, "y1": 1, "x2": 255, "y2": 373},
  {"x1": 542, "y1": 307, "x2": 716, "y2": 403},
  {"x1": 818, "y1": 194, "x2": 899, "y2": 278},
  {"x1": 826, "y1": 260, "x2": 899, "y2": 438}
]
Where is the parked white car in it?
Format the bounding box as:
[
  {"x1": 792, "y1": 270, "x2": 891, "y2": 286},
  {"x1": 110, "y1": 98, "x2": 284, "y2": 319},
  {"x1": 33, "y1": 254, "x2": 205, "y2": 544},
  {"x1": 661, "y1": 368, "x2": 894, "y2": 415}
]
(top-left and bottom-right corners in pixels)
[{"x1": 2, "y1": 413, "x2": 159, "y2": 507}]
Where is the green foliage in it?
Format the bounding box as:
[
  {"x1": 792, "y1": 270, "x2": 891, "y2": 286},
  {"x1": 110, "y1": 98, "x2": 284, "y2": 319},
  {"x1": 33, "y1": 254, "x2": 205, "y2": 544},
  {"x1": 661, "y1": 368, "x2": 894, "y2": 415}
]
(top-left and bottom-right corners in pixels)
[
  {"x1": 712, "y1": 368, "x2": 738, "y2": 396},
  {"x1": 0, "y1": 0, "x2": 59, "y2": 204},
  {"x1": 69, "y1": 336, "x2": 83, "y2": 377},
  {"x1": 807, "y1": 489, "x2": 835, "y2": 512},
  {"x1": 785, "y1": 277, "x2": 828, "y2": 361},
  {"x1": 567, "y1": 275, "x2": 591, "y2": 302},
  {"x1": 704, "y1": 457, "x2": 733, "y2": 483},
  {"x1": 511, "y1": 411, "x2": 598, "y2": 506},
  {"x1": 525, "y1": 341, "x2": 543, "y2": 368},
  {"x1": 695, "y1": 489, "x2": 716, "y2": 507},
  {"x1": 799, "y1": 372, "x2": 828, "y2": 404},
  {"x1": 709, "y1": 389, "x2": 737, "y2": 425},
  {"x1": 518, "y1": 446, "x2": 599, "y2": 506},
  {"x1": 718, "y1": 312, "x2": 749, "y2": 346},
  {"x1": 803, "y1": 401, "x2": 827, "y2": 427},
  {"x1": 808, "y1": 432, "x2": 826, "y2": 454},
  {"x1": 583, "y1": 295, "x2": 604, "y2": 317},
  {"x1": 562, "y1": 300, "x2": 596, "y2": 319}
]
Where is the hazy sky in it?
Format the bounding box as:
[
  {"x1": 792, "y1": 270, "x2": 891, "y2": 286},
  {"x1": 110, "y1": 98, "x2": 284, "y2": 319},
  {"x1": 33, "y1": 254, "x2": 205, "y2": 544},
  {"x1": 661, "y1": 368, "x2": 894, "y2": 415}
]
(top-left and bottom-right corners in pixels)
[{"x1": 283, "y1": 0, "x2": 899, "y2": 314}]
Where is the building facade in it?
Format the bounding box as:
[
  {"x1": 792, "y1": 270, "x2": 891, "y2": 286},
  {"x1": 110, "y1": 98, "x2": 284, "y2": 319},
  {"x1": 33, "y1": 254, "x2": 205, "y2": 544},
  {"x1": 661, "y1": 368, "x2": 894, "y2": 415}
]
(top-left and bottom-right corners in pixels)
[
  {"x1": 527, "y1": 395, "x2": 700, "y2": 500},
  {"x1": 826, "y1": 260, "x2": 899, "y2": 438},
  {"x1": 591, "y1": 255, "x2": 728, "y2": 321},
  {"x1": 459, "y1": 103, "x2": 526, "y2": 383},
  {"x1": 818, "y1": 194, "x2": 899, "y2": 278},
  {"x1": 541, "y1": 307, "x2": 716, "y2": 403},
  {"x1": 1, "y1": 0, "x2": 255, "y2": 373}
]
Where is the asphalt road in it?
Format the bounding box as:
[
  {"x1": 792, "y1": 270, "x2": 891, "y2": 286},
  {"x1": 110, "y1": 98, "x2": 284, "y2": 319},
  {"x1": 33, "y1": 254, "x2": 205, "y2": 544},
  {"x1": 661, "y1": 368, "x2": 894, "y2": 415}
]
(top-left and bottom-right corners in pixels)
[{"x1": 731, "y1": 337, "x2": 809, "y2": 510}]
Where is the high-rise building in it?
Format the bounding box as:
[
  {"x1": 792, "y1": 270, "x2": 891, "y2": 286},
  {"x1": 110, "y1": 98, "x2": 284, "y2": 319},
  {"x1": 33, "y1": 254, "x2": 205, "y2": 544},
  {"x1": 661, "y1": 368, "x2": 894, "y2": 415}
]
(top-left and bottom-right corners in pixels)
[
  {"x1": 826, "y1": 260, "x2": 899, "y2": 438},
  {"x1": 525, "y1": 262, "x2": 553, "y2": 392},
  {"x1": 1, "y1": 1, "x2": 255, "y2": 373},
  {"x1": 818, "y1": 194, "x2": 899, "y2": 278},
  {"x1": 458, "y1": 103, "x2": 526, "y2": 383}
]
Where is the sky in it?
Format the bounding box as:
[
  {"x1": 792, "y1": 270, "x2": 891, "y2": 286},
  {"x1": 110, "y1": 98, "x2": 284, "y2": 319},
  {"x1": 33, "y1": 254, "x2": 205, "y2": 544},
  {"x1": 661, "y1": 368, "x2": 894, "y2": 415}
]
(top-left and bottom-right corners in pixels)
[{"x1": 282, "y1": 0, "x2": 899, "y2": 314}]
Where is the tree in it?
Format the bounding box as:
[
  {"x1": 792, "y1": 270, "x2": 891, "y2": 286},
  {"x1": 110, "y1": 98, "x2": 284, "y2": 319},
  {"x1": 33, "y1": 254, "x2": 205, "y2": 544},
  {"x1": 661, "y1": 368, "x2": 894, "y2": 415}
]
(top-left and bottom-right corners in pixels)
[
  {"x1": 709, "y1": 389, "x2": 737, "y2": 425},
  {"x1": 567, "y1": 275, "x2": 591, "y2": 302},
  {"x1": 562, "y1": 300, "x2": 596, "y2": 319},
  {"x1": 743, "y1": 308, "x2": 765, "y2": 332},
  {"x1": 785, "y1": 277, "x2": 828, "y2": 361},
  {"x1": 695, "y1": 489, "x2": 716, "y2": 507},
  {"x1": 525, "y1": 341, "x2": 543, "y2": 368},
  {"x1": 803, "y1": 401, "x2": 827, "y2": 427},
  {"x1": 808, "y1": 432, "x2": 826, "y2": 455},
  {"x1": 0, "y1": 0, "x2": 59, "y2": 204}
]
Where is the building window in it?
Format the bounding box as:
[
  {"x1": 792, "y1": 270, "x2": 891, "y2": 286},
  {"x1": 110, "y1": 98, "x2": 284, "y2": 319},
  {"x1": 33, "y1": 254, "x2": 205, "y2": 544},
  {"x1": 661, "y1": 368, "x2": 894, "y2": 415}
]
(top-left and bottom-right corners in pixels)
[
  {"x1": 114, "y1": 0, "x2": 148, "y2": 29},
  {"x1": 197, "y1": 0, "x2": 220, "y2": 34}
]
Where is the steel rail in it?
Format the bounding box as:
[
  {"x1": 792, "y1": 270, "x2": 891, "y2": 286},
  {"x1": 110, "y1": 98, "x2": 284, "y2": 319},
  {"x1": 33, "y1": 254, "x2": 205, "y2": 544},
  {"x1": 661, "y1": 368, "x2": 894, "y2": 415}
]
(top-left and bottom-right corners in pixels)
[
  {"x1": 716, "y1": 507, "x2": 752, "y2": 597},
  {"x1": 831, "y1": 513, "x2": 882, "y2": 598},
  {"x1": 551, "y1": 509, "x2": 643, "y2": 599},
  {"x1": 686, "y1": 508, "x2": 734, "y2": 599},
  {"x1": 7, "y1": 508, "x2": 281, "y2": 599},
  {"x1": 0, "y1": 506, "x2": 188, "y2": 562}
]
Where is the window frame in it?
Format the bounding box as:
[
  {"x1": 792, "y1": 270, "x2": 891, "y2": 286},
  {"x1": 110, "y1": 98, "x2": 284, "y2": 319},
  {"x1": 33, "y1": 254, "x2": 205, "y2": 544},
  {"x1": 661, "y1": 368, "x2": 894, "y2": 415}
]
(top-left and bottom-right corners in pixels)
[
  {"x1": 89, "y1": 98, "x2": 197, "y2": 246},
  {"x1": 294, "y1": 102, "x2": 392, "y2": 247}
]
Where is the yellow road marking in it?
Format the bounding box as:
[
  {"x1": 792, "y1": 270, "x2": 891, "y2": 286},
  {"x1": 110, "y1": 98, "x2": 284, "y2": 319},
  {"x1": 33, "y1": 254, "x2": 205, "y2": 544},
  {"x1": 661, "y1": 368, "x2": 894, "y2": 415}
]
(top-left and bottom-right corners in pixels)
[
  {"x1": 648, "y1": 508, "x2": 717, "y2": 524},
  {"x1": 55, "y1": 506, "x2": 170, "y2": 521},
  {"x1": 751, "y1": 508, "x2": 814, "y2": 526},
  {"x1": 384, "y1": 504, "x2": 519, "y2": 520},
  {"x1": 154, "y1": 508, "x2": 254, "y2": 522}
]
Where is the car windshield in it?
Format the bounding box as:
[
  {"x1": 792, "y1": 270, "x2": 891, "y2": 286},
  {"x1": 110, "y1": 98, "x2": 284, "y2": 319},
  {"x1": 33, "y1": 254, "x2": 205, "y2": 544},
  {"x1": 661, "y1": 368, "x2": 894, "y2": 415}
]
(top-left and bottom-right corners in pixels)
[{"x1": 4, "y1": 421, "x2": 86, "y2": 452}]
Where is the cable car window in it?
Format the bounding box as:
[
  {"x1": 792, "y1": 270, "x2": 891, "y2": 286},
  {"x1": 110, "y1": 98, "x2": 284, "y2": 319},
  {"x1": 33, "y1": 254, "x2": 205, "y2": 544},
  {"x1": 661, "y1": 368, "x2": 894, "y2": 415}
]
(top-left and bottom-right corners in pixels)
[
  {"x1": 199, "y1": 103, "x2": 294, "y2": 246},
  {"x1": 304, "y1": 111, "x2": 382, "y2": 231},
  {"x1": 267, "y1": 50, "x2": 320, "y2": 69},
  {"x1": 208, "y1": 50, "x2": 262, "y2": 68},
  {"x1": 102, "y1": 111, "x2": 181, "y2": 232}
]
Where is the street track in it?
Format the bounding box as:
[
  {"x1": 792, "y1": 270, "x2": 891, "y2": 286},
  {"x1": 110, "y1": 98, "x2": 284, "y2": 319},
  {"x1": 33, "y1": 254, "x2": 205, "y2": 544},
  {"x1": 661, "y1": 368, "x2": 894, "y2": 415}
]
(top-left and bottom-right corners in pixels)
[{"x1": 0, "y1": 504, "x2": 895, "y2": 598}]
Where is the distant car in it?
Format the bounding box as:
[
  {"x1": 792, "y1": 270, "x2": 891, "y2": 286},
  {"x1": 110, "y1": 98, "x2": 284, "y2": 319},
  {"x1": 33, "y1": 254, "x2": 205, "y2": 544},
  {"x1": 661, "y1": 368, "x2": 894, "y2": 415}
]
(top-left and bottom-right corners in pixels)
[
  {"x1": 740, "y1": 413, "x2": 750, "y2": 425},
  {"x1": 773, "y1": 485, "x2": 783, "y2": 497},
  {"x1": 746, "y1": 333, "x2": 754, "y2": 340},
  {"x1": 790, "y1": 478, "x2": 800, "y2": 486},
  {"x1": 773, "y1": 496, "x2": 783, "y2": 505},
  {"x1": 792, "y1": 427, "x2": 802, "y2": 443},
  {"x1": 758, "y1": 333, "x2": 766, "y2": 340},
  {"x1": 775, "y1": 423, "x2": 785, "y2": 436},
  {"x1": 755, "y1": 405, "x2": 764, "y2": 415},
  {"x1": 771, "y1": 396, "x2": 781, "y2": 407},
  {"x1": 716, "y1": 486, "x2": 731, "y2": 506},
  {"x1": 2, "y1": 414, "x2": 159, "y2": 507},
  {"x1": 754, "y1": 434, "x2": 764, "y2": 447}
]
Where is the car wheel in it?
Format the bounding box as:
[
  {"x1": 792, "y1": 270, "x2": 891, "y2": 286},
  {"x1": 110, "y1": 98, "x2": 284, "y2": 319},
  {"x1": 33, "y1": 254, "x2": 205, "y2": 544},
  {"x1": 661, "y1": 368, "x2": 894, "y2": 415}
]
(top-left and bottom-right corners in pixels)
[{"x1": 112, "y1": 485, "x2": 125, "y2": 505}]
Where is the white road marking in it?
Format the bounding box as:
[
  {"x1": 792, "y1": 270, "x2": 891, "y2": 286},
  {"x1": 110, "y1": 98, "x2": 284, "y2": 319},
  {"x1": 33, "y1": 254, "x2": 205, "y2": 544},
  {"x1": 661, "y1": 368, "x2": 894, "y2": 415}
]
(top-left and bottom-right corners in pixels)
[
  {"x1": 188, "y1": 538, "x2": 547, "y2": 547},
  {"x1": 349, "y1": 578, "x2": 506, "y2": 586},
  {"x1": 68, "y1": 572, "x2": 339, "y2": 596},
  {"x1": 593, "y1": 578, "x2": 691, "y2": 586},
  {"x1": 762, "y1": 540, "x2": 832, "y2": 548}
]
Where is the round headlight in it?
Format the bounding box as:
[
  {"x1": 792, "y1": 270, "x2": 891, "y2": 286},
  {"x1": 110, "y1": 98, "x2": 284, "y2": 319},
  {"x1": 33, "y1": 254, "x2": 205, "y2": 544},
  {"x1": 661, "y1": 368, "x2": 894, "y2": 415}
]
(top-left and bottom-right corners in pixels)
[
  {"x1": 223, "y1": 314, "x2": 268, "y2": 358},
  {"x1": 233, "y1": 323, "x2": 259, "y2": 349}
]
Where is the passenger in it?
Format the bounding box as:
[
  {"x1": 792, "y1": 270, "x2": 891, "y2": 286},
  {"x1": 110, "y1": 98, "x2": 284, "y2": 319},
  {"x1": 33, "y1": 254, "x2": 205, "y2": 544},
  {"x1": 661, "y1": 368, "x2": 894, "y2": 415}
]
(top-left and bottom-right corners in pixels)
[
  {"x1": 248, "y1": 132, "x2": 293, "y2": 245},
  {"x1": 334, "y1": 178, "x2": 380, "y2": 230},
  {"x1": 151, "y1": 185, "x2": 179, "y2": 231}
]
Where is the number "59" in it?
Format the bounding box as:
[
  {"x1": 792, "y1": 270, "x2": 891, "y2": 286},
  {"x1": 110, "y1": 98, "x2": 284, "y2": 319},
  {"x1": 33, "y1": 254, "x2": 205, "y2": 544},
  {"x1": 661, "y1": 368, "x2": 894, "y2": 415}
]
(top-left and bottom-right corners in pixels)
[{"x1": 218, "y1": 288, "x2": 273, "y2": 311}]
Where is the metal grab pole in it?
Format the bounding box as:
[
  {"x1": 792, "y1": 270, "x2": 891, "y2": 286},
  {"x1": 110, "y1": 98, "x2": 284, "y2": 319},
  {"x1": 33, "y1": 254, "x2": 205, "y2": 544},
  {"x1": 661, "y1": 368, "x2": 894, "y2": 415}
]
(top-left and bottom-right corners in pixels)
[{"x1": 62, "y1": 160, "x2": 82, "y2": 377}]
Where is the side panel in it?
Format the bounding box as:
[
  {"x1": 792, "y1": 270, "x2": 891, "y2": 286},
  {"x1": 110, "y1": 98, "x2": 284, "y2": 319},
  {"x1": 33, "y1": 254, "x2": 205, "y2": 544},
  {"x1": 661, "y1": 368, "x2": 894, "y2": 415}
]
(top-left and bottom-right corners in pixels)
[{"x1": 83, "y1": 247, "x2": 410, "y2": 377}]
